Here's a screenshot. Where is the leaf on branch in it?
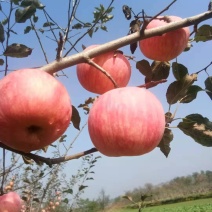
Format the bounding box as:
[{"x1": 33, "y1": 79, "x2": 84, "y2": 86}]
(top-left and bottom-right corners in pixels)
[
  {"x1": 122, "y1": 5, "x2": 132, "y2": 20},
  {"x1": 129, "y1": 19, "x2": 142, "y2": 53},
  {"x1": 15, "y1": 6, "x2": 36, "y2": 23},
  {"x1": 194, "y1": 25, "x2": 212, "y2": 42},
  {"x1": 0, "y1": 22, "x2": 5, "y2": 43},
  {"x1": 59, "y1": 134, "x2": 67, "y2": 143},
  {"x1": 24, "y1": 26, "x2": 32, "y2": 34},
  {"x1": 22, "y1": 155, "x2": 33, "y2": 164},
  {"x1": 209, "y1": 1, "x2": 212, "y2": 10},
  {"x1": 20, "y1": 0, "x2": 45, "y2": 9},
  {"x1": 72, "y1": 23, "x2": 83, "y2": 29},
  {"x1": 180, "y1": 85, "x2": 202, "y2": 103},
  {"x1": 79, "y1": 185, "x2": 88, "y2": 191},
  {"x1": 178, "y1": 114, "x2": 212, "y2": 147},
  {"x1": 63, "y1": 188, "x2": 73, "y2": 194},
  {"x1": 4, "y1": 43, "x2": 32, "y2": 58},
  {"x1": 136, "y1": 59, "x2": 152, "y2": 79},
  {"x1": 205, "y1": 76, "x2": 212, "y2": 100},
  {"x1": 172, "y1": 62, "x2": 188, "y2": 80},
  {"x1": 71, "y1": 105, "x2": 81, "y2": 130},
  {"x1": 157, "y1": 128, "x2": 173, "y2": 157},
  {"x1": 166, "y1": 74, "x2": 197, "y2": 104},
  {"x1": 151, "y1": 61, "x2": 170, "y2": 81},
  {"x1": 43, "y1": 22, "x2": 54, "y2": 27},
  {"x1": 0, "y1": 59, "x2": 4, "y2": 65}
]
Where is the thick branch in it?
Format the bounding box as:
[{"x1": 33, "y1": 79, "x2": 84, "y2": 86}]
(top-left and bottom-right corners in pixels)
[
  {"x1": 0, "y1": 142, "x2": 98, "y2": 167},
  {"x1": 39, "y1": 11, "x2": 212, "y2": 74}
]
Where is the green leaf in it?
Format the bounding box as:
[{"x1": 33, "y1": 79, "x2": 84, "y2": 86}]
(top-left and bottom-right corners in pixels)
[
  {"x1": 205, "y1": 76, "x2": 212, "y2": 100},
  {"x1": 71, "y1": 105, "x2": 81, "y2": 130},
  {"x1": 88, "y1": 28, "x2": 94, "y2": 38},
  {"x1": 178, "y1": 114, "x2": 212, "y2": 147},
  {"x1": 0, "y1": 59, "x2": 4, "y2": 65},
  {"x1": 0, "y1": 22, "x2": 4, "y2": 43},
  {"x1": 15, "y1": 6, "x2": 36, "y2": 23},
  {"x1": 2, "y1": 18, "x2": 8, "y2": 25},
  {"x1": 157, "y1": 128, "x2": 173, "y2": 157},
  {"x1": 24, "y1": 26, "x2": 32, "y2": 34},
  {"x1": 33, "y1": 14, "x2": 38, "y2": 23},
  {"x1": 4, "y1": 43, "x2": 32, "y2": 58},
  {"x1": 172, "y1": 62, "x2": 188, "y2": 80},
  {"x1": 59, "y1": 134, "x2": 67, "y2": 143},
  {"x1": 136, "y1": 59, "x2": 152, "y2": 78},
  {"x1": 180, "y1": 85, "x2": 202, "y2": 103},
  {"x1": 72, "y1": 23, "x2": 83, "y2": 29},
  {"x1": 166, "y1": 74, "x2": 197, "y2": 104},
  {"x1": 43, "y1": 21, "x2": 54, "y2": 27},
  {"x1": 101, "y1": 25, "x2": 107, "y2": 31},
  {"x1": 194, "y1": 25, "x2": 212, "y2": 42},
  {"x1": 63, "y1": 198, "x2": 69, "y2": 204},
  {"x1": 151, "y1": 61, "x2": 170, "y2": 81},
  {"x1": 20, "y1": 0, "x2": 45, "y2": 9},
  {"x1": 79, "y1": 185, "x2": 88, "y2": 191},
  {"x1": 63, "y1": 189, "x2": 73, "y2": 194},
  {"x1": 12, "y1": 0, "x2": 20, "y2": 5}
]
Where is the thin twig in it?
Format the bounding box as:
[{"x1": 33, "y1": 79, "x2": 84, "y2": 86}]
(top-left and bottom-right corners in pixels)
[
  {"x1": 141, "y1": 0, "x2": 177, "y2": 31},
  {"x1": 87, "y1": 58, "x2": 119, "y2": 88},
  {"x1": 30, "y1": 19, "x2": 49, "y2": 64}
]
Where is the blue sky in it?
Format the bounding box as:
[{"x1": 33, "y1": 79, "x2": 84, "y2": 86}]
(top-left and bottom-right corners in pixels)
[{"x1": 1, "y1": 0, "x2": 212, "y2": 200}]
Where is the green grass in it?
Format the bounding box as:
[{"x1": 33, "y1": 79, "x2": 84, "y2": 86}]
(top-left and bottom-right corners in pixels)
[{"x1": 113, "y1": 198, "x2": 212, "y2": 212}]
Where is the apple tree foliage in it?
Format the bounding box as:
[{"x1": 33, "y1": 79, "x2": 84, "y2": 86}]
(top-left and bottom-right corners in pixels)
[{"x1": 0, "y1": 0, "x2": 212, "y2": 211}]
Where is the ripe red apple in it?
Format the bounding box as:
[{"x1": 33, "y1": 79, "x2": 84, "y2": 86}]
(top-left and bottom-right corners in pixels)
[
  {"x1": 0, "y1": 192, "x2": 22, "y2": 212},
  {"x1": 88, "y1": 87, "x2": 165, "y2": 156},
  {"x1": 139, "y1": 16, "x2": 190, "y2": 61},
  {"x1": 0, "y1": 69, "x2": 72, "y2": 152},
  {"x1": 77, "y1": 45, "x2": 131, "y2": 94}
]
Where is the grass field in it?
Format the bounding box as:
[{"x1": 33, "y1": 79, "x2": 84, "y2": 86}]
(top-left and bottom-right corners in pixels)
[{"x1": 112, "y1": 198, "x2": 212, "y2": 212}]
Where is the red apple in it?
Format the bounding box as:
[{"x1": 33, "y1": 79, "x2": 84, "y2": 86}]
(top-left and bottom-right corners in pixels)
[
  {"x1": 0, "y1": 69, "x2": 72, "y2": 152},
  {"x1": 88, "y1": 87, "x2": 165, "y2": 156},
  {"x1": 0, "y1": 192, "x2": 22, "y2": 212},
  {"x1": 139, "y1": 16, "x2": 190, "y2": 61},
  {"x1": 77, "y1": 45, "x2": 131, "y2": 94}
]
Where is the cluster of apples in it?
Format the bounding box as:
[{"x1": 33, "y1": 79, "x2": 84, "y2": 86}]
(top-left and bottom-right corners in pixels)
[
  {"x1": 77, "y1": 15, "x2": 190, "y2": 157},
  {"x1": 0, "y1": 15, "x2": 189, "y2": 157}
]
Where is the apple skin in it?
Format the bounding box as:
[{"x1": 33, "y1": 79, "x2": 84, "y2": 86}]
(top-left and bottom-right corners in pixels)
[
  {"x1": 0, "y1": 69, "x2": 72, "y2": 153},
  {"x1": 77, "y1": 45, "x2": 131, "y2": 94},
  {"x1": 0, "y1": 192, "x2": 22, "y2": 212},
  {"x1": 88, "y1": 87, "x2": 165, "y2": 157},
  {"x1": 139, "y1": 16, "x2": 190, "y2": 61}
]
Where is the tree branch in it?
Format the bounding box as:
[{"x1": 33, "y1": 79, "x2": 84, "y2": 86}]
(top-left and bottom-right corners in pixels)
[
  {"x1": 0, "y1": 142, "x2": 98, "y2": 167},
  {"x1": 39, "y1": 10, "x2": 212, "y2": 74}
]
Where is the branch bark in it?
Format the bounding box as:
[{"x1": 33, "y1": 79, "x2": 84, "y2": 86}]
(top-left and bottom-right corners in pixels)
[
  {"x1": 39, "y1": 10, "x2": 212, "y2": 75},
  {"x1": 0, "y1": 142, "x2": 97, "y2": 167}
]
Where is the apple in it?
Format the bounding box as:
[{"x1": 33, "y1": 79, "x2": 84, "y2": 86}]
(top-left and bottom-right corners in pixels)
[
  {"x1": 139, "y1": 16, "x2": 190, "y2": 61},
  {"x1": 0, "y1": 69, "x2": 72, "y2": 153},
  {"x1": 77, "y1": 45, "x2": 131, "y2": 94},
  {"x1": 0, "y1": 192, "x2": 22, "y2": 212},
  {"x1": 88, "y1": 87, "x2": 165, "y2": 156}
]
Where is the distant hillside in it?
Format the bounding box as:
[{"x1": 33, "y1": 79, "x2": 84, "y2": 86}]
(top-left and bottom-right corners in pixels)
[{"x1": 110, "y1": 170, "x2": 212, "y2": 209}]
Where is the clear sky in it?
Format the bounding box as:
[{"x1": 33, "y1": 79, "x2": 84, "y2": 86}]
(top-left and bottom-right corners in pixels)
[{"x1": 1, "y1": 0, "x2": 212, "y2": 200}]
